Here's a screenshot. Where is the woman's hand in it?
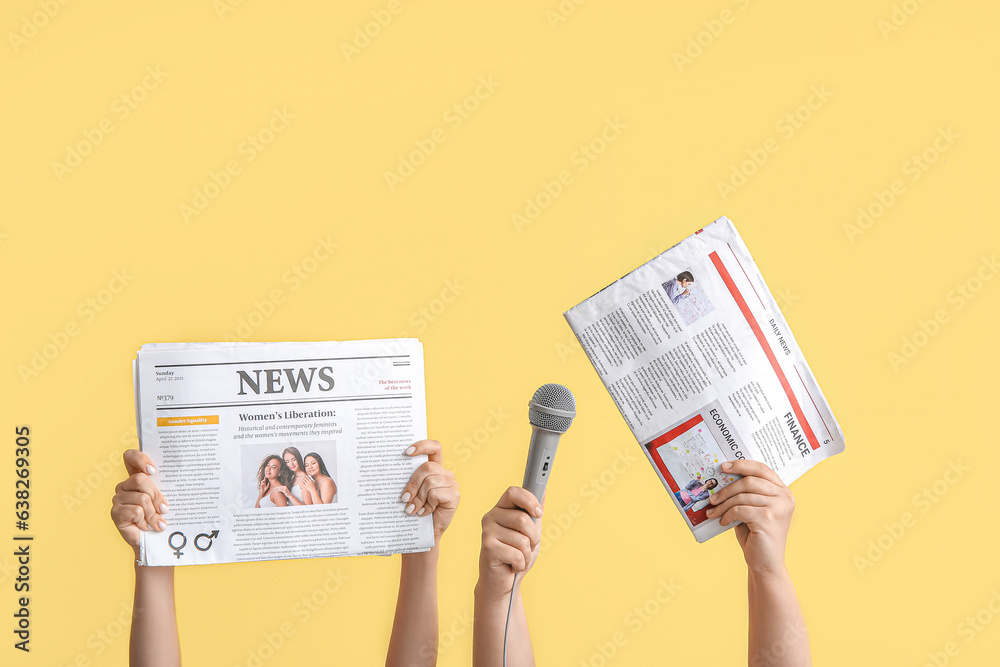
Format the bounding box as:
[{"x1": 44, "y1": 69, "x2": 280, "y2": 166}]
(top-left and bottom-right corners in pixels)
[
  {"x1": 385, "y1": 441, "x2": 458, "y2": 667},
  {"x1": 705, "y1": 460, "x2": 795, "y2": 575},
  {"x1": 270, "y1": 484, "x2": 289, "y2": 497},
  {"x1": 477, "y1": 487, "x2": 543, "y2": 601},
  {"x1": 398, "y1": 440, "x2": 460, "y2": 544},
  {"x1": 300, "y1": 476, "x2": 320, "y2": 504},
  {"x1": 110, "y1": 450, "x2": 169, "y2": 558},
  {"x1": 257, "y1": 478, "x2": 270, "y2": 499}
]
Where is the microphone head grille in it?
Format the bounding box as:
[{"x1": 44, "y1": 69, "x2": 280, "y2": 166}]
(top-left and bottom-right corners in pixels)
[{"x1": 529, "y1": 383, "x2": 576, "y2": 433}]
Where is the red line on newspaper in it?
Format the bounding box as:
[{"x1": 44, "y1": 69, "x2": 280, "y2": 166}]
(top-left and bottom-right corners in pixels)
[
  {"x1": 709, "y1": 251, "x2": 820, "y2": 450},
  {"x1": 793, "y1": 365, "x2": 833, "y2": 442},
  {"x1": 645, "y1": 414, "x2": 705, "y2": 493},
  {"x1": 728, "y1": 242, "x2": 766, "y2": 310}
]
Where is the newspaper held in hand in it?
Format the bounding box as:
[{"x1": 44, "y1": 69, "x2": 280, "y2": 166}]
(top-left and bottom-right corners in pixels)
[
  {"x1": 564, "y1": 217, "x2": 845, "y2": 542},
  {"x1": 132, "y1": 339, "x2": 434, "y2": 565}
]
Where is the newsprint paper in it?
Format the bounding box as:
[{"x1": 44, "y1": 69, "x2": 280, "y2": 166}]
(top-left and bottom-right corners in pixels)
[
  {"x1": 564, "y1": 217, "x2": 846, "y2": 542},
  {"x1": 132, "y1": 339, "x2": 434, "y2": 566}
]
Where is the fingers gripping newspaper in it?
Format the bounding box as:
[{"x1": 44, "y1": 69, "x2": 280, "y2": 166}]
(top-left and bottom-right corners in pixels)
[
  {"x1": 564, "y1": 217, "x2": 845, "y2": 542},
  {"x1": 132, "y1": 339, "x2": 434, "y2": 565}
]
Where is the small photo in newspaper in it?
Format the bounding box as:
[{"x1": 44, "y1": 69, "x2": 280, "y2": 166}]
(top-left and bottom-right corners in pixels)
[
  {"x1": 662, "y1": 268, "x2": 716, "y2": 327},
  {"x1": 644, "y1": 400, "x2": 744, "y2": 529},
  {"x1": 242, "y1": 443, "x2": 340, "y2": 509}
]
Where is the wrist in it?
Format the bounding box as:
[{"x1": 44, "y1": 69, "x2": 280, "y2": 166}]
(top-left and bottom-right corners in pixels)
[
  {"x1": 474, "y1": 580, "x2": 507, "y2": 607},
  {"x1": 475, "y1": 574, "x2": 520, "y2": 606},
  {"x1": 129, "y1": 539, "x2": 145, "y2": 563},
  {"x1": 401, "y1": 545, "x2": 439, "y2": 570},
  {"x1": 134, "y1": 562, "x2": 174, "y2": 581},
  {"x1": 748, "y1": 565, "x2": 791, "y2": 585}
]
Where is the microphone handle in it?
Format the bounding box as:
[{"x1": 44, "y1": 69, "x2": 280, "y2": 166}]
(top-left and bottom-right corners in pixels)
[{"x1": 521, "y1": 427, "x2": 562, "y2": 507}]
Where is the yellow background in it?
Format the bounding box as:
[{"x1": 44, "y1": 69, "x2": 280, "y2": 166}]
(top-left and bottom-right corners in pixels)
[{"x1": 2, "y1": 1, "x2": 999, "y2": 664}]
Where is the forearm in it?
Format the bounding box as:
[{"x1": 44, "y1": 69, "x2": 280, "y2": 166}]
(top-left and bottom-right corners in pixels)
[
  {"x1": 386, "y1": 546, "x2": 440, "y2": 667},
  {"x1": 131, "y1": 564, "x2": 180, "y2": 667},
  {"x1": 747, "y1": 569, "x2": 810, "y2": 667},
  {"x1": 473, "y1": 578, "x2": 533, "y2": 667}
]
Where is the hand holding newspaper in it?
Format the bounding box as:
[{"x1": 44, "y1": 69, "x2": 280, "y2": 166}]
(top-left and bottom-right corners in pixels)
[
  {"x1": 132, "y1": 339, "x2": 434, "y2": 565},
  {"x1": 564, "y1": 217, "x2": 845, "y2": 542}
]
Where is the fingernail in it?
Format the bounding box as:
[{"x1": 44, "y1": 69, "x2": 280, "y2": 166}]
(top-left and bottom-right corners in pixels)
[
  {"x1": 401, "y1": 492, "x2": 411, "y2": 503},
  {"x1": 710, "y1": 495, "x2": 719, "y2": 503},
  {"x1": 404, "y1": 446, "x2": 416, "y2": 455},
  {"x1": 146, "y1": 465, "x2": 156, "y2": 475},
  {"x1": 534, "y1": 506, "x2": 543, "y2": 518},
  {"x1": 416, "y1": 507, "x2": 426, "y2": 516},
  {"x1": 160, "y1": 503, "x2": 170, "y2": 514},
  {"x1": 722, "y1": 462, "x2": 732, "y2": 470},
  {"x1": 705, "y1": 508, "x2": 714, "y2": 517},
  {"x1": 158, "y1": 521, "x2": 167, "y2": 531},
  {"x1": 405, "y1": 504, "x2": 415, "y2": 515}
]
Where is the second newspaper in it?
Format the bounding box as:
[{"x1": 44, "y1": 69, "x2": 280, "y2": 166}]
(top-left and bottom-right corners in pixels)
[
  {"x1": 564, "y1": 217, "x2": 846, "y2": 542},
  {"x1": 133, "y1": 339, "x2": 433, "y2": 566}
]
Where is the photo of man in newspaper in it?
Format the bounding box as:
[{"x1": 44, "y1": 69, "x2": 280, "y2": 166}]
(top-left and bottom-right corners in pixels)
[
  {"x1": 244, "y1": 442, "x2": 339, "y2": 509},
  {"x1": 662, "y1": 269, "x2": 716, "y2": 327}
]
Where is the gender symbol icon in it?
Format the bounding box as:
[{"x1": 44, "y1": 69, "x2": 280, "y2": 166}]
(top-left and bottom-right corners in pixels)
[
  {"x1": 195, "y1": 530, "x2": 219, "y2": 552},
  {"x1": 168, "y1": 531, "x2": 187, "y2": 559}
]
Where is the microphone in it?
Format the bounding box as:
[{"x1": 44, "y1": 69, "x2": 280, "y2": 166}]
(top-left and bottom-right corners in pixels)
[
  {"x1": 521, "y1": 383, "x2": 577, "y2": 506},
  {"x1": 504, "y1": 384, "x2": 577, "y2": 666}
]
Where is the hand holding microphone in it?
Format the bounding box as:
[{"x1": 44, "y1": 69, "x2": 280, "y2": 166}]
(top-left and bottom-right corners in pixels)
[
  {"x1": 478, "y1": 384, "x2": 576, "y2": 593},
  {"x1": 474, "y1": 384, "x2": 576, "y2": 667},
  {"x1": 478, "y1": 487, "x2": 544, "y2": 598}
]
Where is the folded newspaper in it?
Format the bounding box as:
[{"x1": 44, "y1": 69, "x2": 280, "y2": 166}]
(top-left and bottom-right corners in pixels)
[
  {"x1": 132, "y1": 339, "x2": 434, "y2": 566},
  {"x1": 564, "y1": 217, "x2": 845, "y2": 542}
]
